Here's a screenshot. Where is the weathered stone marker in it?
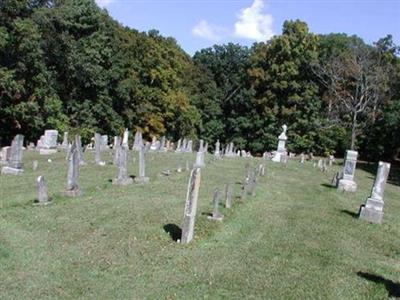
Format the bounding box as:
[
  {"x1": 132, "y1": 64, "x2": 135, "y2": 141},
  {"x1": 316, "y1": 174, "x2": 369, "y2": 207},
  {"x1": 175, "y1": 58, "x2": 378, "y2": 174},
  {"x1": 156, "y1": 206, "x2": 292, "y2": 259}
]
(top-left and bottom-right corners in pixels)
[
  {"x1": 113, "y1": 145, "x2": 133, "y2": 185},
  {"x1": 61, "y1": 132, "x2": 68, "y2": 149},
  {"x1": 39, "y1": 130, "x2": 58, "y2": 155},
  {"x1": 214, "y1": 140, "x2": 221, "y2": 158},
  {"x1": 35, "y1": 176, "x2": 50, "y2": 205},
  {"x1": 134, "y1": 145, "x2": 149, "y2": 183},
  {"x1": 225, "y1": 183, "x2": 233, "y2": 209},
  {"x1": 208, "y1": 188, "x2": 224, "y2": 221},
  {"x1": 75, "y1": 135, "x2": 86, "y2": 166},
  {"x1": 181, "y1": 167, "x2": 201, "y2": 244},
  {"x1": 338, "y1": 150, "x2": 358, "y2": 192},
  {"x1": 359, "y1": 162, "x2": 391, "y2": 224},
  {"x1": 258, "y1": 164, "x2": 265, "y2": 177},
  {"x1": 65, "y1": 140, "x2": 82, "y2": 197},
  {"x1": 272, "y1": 124, "x2": 288, "y2": 163},
  {"x1": 94, "y1": 133, "x2": 105, "y2": 166},
  {"x1": 1, "y1": 134, "x2": 24, "y2": 175}
]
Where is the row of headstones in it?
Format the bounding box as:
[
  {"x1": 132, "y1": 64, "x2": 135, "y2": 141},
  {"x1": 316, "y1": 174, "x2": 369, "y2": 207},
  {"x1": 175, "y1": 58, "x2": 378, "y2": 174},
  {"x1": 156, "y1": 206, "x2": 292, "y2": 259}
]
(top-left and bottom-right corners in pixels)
[
  {"x1": 181, "y1": 162, "x2": 266, "y2": 244},
  {"x1": 331, "y1": 150, "x2": 391, "y2": 224}
]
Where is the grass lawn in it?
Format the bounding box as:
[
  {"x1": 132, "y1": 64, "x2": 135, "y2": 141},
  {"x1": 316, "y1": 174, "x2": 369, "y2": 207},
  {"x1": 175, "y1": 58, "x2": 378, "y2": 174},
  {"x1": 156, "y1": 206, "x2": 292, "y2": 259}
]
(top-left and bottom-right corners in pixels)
[{"x1": 0, "y1": 150, "x2": 399, "y2": 299}]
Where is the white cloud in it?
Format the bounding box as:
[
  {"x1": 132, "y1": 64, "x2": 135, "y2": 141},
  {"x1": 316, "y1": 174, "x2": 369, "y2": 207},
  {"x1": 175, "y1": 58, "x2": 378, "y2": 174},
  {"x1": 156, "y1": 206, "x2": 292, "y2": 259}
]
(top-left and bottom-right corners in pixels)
[
  {"x1": 96, "y1": 0, "x2": 115, "y2": 8},
  {"x1": 234, "y1": 0, "x2": 274, "y2": 42},
  {"x1": 192, "y1": 20, "x2": 227, "y2": 41}
]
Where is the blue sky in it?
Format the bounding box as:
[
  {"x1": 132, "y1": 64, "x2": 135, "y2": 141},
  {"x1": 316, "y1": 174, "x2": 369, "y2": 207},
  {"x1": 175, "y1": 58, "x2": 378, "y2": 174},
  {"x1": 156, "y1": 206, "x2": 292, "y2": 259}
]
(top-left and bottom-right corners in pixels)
[{"x1": 96, "y1": 0, "x2": 400, "y2": 55}]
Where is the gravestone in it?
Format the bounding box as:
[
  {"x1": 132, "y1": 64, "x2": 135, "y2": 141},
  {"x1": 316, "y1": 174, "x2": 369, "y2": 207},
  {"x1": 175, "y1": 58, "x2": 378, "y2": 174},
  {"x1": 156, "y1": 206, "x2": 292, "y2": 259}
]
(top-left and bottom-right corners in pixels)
[
  {"x1": 208, "y1": 188, "x2": 224, "y2": 221},
  {"x1": 35, "y1": 176, "x2": 50, "y2": 205},
  {"x1": 0, "y1": 146, "x2": 11, "y2": 165},
  {"x1": 272, "y1": 124, "x2": 288, "y2": 163},
  {"x1": 194, "y1": 150, "x2": 205, "y2": 168},
  {"x1": 225, "y1": 183, "x2": 233, "y2": 209},
  {"x1": 122, "y1": 128, "x2": 129, "y2": 148},
  {"x1": 175, "y1": 139, "x2": 182, "y2": 153},
  {"x1": 258, "y1": 164, "x2": 265, "y2": 177},
  {"x1": 113, "y1": 145, "x2": 133, "y2": 185},
  {"x1": 1, "y1": 134, "x2": 24, "y2": 175},
  {"x1": 338, "y1": 150, "x2": 358, "y2": 192},
  {"x1": 359, "y1": 162, "x2": 391, "y2": 224},
  {"x1": 94, "y1": 133, "x2": 105, "y2": 166},
  {"x1": 186, "y1": 140, "x2": 193, "y2": 153},
  {"x1": 134, "y1": 145, "x2": 149, "y2": 183},
  {"x1": 300, "y1": 153, "x2": 305, "y2": 164},
  {"x1": 64, "y1": 140, "x2": 82, "y2": 197},
  {"x1": 133, "y1": 130, "x2": 143, "y2": 151},
  {"x1": 32, "y1": 160, "x2": 38, "y2": 171},
  {"x1": 75, "y1": 135, "x2": 86, "y2": 166},
  {"x1": 113, "y1": 137, "x2": 121, "y2": 165},
  {"x1": 181, "y1": 167, "x2": 201, "y2": 244},
  {"x1": 39, "y1": 130, "x2": 58, "y2": 155},
  {"x1": 329, "y1": 155, "x2": 335, "y2": 166},
  {"x1": 214, "y1": 140, "x2": 221, "y2": 158},
  {"x1": 61, "y1": 132, "x2": 68, "y2": 149},
  {"x1": 100, "y1": 135, "x2": 109, "y2": 151}
]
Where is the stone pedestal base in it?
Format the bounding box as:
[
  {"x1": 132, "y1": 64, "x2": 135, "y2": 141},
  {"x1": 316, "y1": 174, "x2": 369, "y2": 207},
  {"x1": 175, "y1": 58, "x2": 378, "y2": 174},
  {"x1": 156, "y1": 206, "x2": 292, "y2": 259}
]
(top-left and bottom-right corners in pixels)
[
  {"x1": 39, "y1": 149, "x2": 57, "y2": 155},
  {"x1": 63, "y1": 189, "x2": 82, "y2": 197},
  {"x1": 207, "y1": 214, "x2": 224, "y2": 221},
  {"x1": 359, "y1": 205, "x2": 383, "y2": 224},
  {"x1": 34, "y1": 200, "x2": 52, "y2": 206},
  {"x1": 113, "y1": 177, "x2": 133, "y2": 186},
  {"x1": 338, "y1": 179, "x2": 357, "y2": 192},
  {"x1": 1, "y1": 167, "x2": 24, "y2": 175},
  {"x1": 134, "y1": 176, "x2": 149, "y2": 184}
]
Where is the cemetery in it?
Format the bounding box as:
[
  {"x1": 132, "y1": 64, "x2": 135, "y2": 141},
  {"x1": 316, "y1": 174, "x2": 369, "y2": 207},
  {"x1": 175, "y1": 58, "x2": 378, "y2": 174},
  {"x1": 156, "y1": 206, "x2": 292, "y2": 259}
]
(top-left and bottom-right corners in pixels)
[
  {"x1": 0, "y1": 0, "x2": 399, "y2": 298},
  {"x1": 0, "y1": 132, "x2": 399, "y2": 299}
]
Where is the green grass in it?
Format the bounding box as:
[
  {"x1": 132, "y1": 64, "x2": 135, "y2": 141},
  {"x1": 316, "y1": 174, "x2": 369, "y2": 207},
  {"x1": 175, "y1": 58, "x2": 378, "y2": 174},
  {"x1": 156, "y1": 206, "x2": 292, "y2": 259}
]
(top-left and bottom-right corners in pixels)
[{"x1": 0, "y1": 150, "x2": 399, "y2": 299}]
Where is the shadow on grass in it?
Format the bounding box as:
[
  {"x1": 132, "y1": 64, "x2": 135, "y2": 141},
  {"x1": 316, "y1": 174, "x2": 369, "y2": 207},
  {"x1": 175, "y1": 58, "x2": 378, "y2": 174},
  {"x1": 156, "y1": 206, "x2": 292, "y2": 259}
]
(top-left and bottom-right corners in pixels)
[
  {"x1": 341, "y1": 209, "x2": 359, "y2": 219},
  {"x1": 357, "y1": 271, "x2": 400, "y2": 297},
  {"x1": 163, "y1": 224, "x2": 182, "y2": 242},
  {"x1": 321, "y1": 183, "x2": 336, "y2": 189}
]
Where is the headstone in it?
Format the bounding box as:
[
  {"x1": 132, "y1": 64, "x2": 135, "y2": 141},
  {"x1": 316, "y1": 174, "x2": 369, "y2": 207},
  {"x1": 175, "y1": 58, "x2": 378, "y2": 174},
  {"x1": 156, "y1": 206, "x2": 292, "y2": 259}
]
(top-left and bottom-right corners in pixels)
[
  {"x1": 100, "y1": 135, "x2": 109, "y2": 151},
  {"x1": 181, "y1": 167, "x2": 201, "y2": 244},
  {"x1": 39, "y1": 130, "x2": 58, "y2": 155},
  {"x1": 1, "y1": 134, "x2": 24, "y2": 175},
  {"x1": 158, "y1": 136, "x2": 166, "y2": 152},
  {"x1": 359, "y1": 162, "x2": 391, "y2": 224},
  {"x1": 64, "y1": 140, "x2": 82, "y2": 197},
  {"x1": 317, "y1": 159, "x2": 323, "y2": 170},
  {"x1": 186, "y1": 140, "x2": 193, "y2": 153},
  {"x1": 32, "y1": 160, "x2": 38, "y2": 171},
  {"x1": 113, "y1": 145, "x2": 133, "y2": 185},
  {"x1": 135, "y1": 145, "x2": 149, "y2": 183},
  {"x1": 300, "y1": 153, "x2": 305, "y2": 164},
  {"x1": 175, "y1": 139, "x2": 182, "y2": 153},
  {"x1": 75, "y1": 135, "x2": 86, "y2": 166},
  {"x1": 225, "y1": 183, "x2": 233, "y2": 209},
  {"x1": 272, "y1": 124, "x2": 288, "y2": 162},
  {"x1": 329, "y1": 155, "x2": 335, "y2": 166},
  {"x1": 258, "y1": 164, "x2": 265, "y2": 177},
  {"x1": 61, "y1": 132, "x2": 68, "y2": 149},
  {"x1": 194, "y1": 150, "x2": 205, "y2": 168},
  {"x1": 133, "y1": 130, "x2": 143, "y2": 151},
  {"x1": 208, "y1": 188, "x2": 224, "y2": 221},
  {"x1": 35, "y1": 176, "x2": 50, "y2": 205},
  {"x1": 0, "y1": 146, "x2": 11, "y2": 165},
  {"x1": 94, "y1": 133, "x2": 105, "y2": 166},
  {"x1": 338, "y1": 150, "x2": 358, "y2": 192},
  {"x1": 214, "y1": 140, "x2": 221, "y2": 158},
  {"x1": 122, "y1": 128, "x2": 129, "y2": 148}
]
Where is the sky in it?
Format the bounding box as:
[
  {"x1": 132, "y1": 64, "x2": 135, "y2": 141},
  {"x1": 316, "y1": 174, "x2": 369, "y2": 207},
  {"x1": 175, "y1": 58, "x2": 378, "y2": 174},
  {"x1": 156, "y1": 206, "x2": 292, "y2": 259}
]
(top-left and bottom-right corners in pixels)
[{"x1": 96, "y1": 0, "x2": 400, "y2": 55}]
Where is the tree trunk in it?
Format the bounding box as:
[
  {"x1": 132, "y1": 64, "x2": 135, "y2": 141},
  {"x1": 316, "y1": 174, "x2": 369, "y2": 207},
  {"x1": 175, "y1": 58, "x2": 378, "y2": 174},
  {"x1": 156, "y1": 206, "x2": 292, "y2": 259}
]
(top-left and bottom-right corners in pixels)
[{"x1": 350, "y1": 112, "x2": 357, "y2": 150}]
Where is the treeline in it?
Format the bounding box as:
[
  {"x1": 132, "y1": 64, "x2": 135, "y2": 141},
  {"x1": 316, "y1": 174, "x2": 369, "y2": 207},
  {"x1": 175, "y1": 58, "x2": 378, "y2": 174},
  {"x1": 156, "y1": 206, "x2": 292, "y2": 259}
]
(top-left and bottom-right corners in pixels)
[{"x1": 1, "y1": 0, "x2": 399, "y2": 160}]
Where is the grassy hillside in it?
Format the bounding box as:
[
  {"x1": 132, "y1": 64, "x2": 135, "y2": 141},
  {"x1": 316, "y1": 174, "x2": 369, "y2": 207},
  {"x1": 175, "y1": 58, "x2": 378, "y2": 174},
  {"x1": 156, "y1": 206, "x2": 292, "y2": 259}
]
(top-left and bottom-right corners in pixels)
[{"x1": 0, "y1": 150, "x2": 399, "y2": 299}]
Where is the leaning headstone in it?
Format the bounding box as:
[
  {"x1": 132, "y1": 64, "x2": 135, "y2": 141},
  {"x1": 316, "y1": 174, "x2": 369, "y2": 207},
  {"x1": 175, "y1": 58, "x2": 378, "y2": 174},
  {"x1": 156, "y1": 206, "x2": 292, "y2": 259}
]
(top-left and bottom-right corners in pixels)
[
  {"x1": 208, "y1": 188, "x2": 224, "y2": 221},
  {"x1": 34, "y1": 176, "x2": 51, "y2": 205},
  {"x1": 134, "y1": 145, "x2": 149, "y2": 183},
  {"x1": 94, "y1": 133, "x2": 105, "y2": 166},
  {"x1": 1, "y1": 134, "x2": 24, "y2": 175},
  {"x1": 359, "y1": 162, "x2": 391, "y2": 224},
  {"x1": 338, "y1": 150, "x2": 358, "y2": 192},
  {"x1": 64, "y1": 141, "x2": 82, "y2": 197},
  {"x1": 225, "y1": 183, "x2": 233, "y2": 209},
  {"x1": 32, "y1": 160, "x2": 38, "y2": 171},
  {"x1": 181, "y1": 167, "x2": 201, "y2": 244},
  {"x1": 113, "y1": 145, "x2": 133, "y2": 185},
  {"x1": 272, "y1": 124, "x2": 288, "y2": 163}
]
